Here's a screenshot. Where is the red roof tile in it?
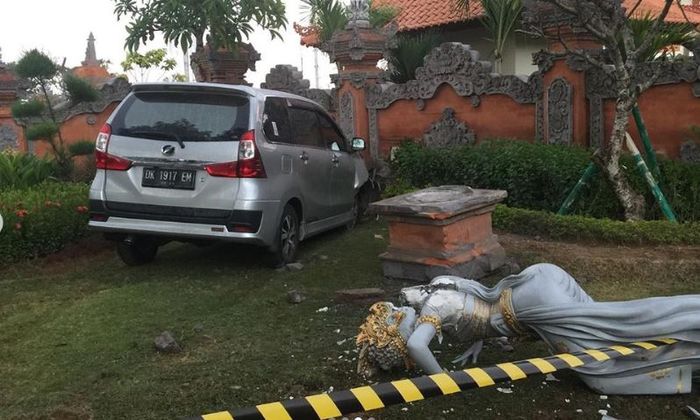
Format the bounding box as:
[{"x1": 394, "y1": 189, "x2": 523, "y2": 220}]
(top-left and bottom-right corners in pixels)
[{"x1": 374, "y1": 0, "x2": 700, "y2": 31}]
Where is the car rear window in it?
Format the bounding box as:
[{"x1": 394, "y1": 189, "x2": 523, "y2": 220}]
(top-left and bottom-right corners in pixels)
[{"x1": 112, "y1": 91, "x2": 250, "y2": 142}]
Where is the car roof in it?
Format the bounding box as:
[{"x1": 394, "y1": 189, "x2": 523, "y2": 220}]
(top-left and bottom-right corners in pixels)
[{"x1": 131, "y1": 82, "x2": 321, "y2": 106}]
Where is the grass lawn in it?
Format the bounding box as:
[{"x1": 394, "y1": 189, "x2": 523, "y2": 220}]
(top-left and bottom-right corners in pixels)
[{"x1": 1, "y1": 221, "x2": 698, "y2": 419}]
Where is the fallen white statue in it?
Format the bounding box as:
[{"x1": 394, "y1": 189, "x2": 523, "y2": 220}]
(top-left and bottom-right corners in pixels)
[{"x1": 356, "y1": 263, "x2": 700, "y2": 395}]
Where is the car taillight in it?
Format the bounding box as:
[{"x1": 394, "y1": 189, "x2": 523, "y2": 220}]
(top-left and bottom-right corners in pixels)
[
  {"x1": 205, "y1": 161, "x2": 238, "y2": 177},
  {"x1": 237, "y1": 130, "x2": 266, "y2": 178},
  {"x1": 95, "y1": 123, "x2": 133, "y2": 171},
  {"x1": 204, "y1": 130, "x2": 266, "y2": 178}
]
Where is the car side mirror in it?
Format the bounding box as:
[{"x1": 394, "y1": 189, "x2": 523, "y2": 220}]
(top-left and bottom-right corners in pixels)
[{"x1": 351, "y1": 137, "x2": 366, "y2": 152}]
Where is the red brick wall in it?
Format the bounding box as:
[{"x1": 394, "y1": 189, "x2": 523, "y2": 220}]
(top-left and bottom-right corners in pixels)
[
  {"x1": 376, "y1": 83, "x2": 537, "y2": 157},
  {"x1": 602, "y1": 82, "x2": 700, "y2": 159},
  {"x1": 31, "y1": 102, "x2": 119, "y2": 158}
]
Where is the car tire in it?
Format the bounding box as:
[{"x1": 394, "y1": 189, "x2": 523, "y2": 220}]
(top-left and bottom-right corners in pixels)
[
  {"x1": 117, "y1": 237, "x2": 159, "y2": 266},
  {"x1": 270, "y1": 204, "x2": 300, "y2": 267}
]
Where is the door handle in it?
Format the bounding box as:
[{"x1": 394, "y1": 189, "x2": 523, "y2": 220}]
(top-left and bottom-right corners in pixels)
[
  {"x1": 331, "y1": 154, "x2": 340, "y2": 165},
  {"x1": 299, "y1": 151, "x2": 309, "y2": 162}
]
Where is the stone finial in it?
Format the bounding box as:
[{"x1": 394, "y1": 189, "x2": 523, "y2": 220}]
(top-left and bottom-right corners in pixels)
[
  {"x1": 82, "y1": 32, "x2": 99, "y2": 67},
  {"x1": 347, "y1": 0, "x2": 371, "y2": 29}
]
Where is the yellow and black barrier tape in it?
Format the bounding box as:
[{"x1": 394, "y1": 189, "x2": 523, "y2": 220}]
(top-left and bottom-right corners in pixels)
[{"x1": 192, "y1": 338, "x2": 678, "y2": 420}]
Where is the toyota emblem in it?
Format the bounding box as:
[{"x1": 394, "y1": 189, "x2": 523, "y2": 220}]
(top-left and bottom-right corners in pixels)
[{"x1": 161, "y1": 145, "x2": 176, "y2": 156}]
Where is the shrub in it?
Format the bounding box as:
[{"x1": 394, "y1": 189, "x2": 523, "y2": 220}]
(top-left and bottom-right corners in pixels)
[
  {"x1": 11, "y1": 99, "x2": 45, "y2": 119},
  {"x1": 0, "y1": 182, "x2": 89, "y2": 263},
  {"x1": 391, "y1": 140, "x2": 700, "y2": 221},
  {"x1": 63, "y1": 73, "x2": 100, "y2": 104},
  {"x1": 0, "y1": 151, "x2": 57, "y2": 191},
  {"x1": 25, "y1": 121, "x2": 59, "y2": 141},
  {"x1": 493, "y1": 205, "x2": 700, "y2": 245},
  {"x1": 68, "y1": 140, "x2": 96, "y2": 157}
]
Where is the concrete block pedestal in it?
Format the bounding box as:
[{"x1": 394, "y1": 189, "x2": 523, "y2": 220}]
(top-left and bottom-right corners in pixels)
[{"x1": 370, "y1": 186, "x2": 508, "y2": 282}]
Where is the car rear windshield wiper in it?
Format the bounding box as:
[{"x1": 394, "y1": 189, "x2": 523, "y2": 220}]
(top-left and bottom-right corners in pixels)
[{"x1": 125, "y1": 130, "x2": 186, "y2": 149}]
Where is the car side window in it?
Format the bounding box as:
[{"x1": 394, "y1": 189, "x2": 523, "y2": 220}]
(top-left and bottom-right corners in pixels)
[
  {"x1": 288, "y1": 107, "x2": 323, "y2": 148},
  {"x1": 317, "y1": 113, "x2": 347, "y2": 152},
  {"x1": 263, "y1": 97, "x2": 292, "y2": 143}
]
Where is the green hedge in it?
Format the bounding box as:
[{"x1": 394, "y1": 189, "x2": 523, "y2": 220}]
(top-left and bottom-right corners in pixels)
[
  {"x1": 0, "y1": 182, "x2": 89, "y2": 263},
  {"x1": 493, "y1": 205, "x2": 700, "y2": 245},
  {"x1": 392, "y1": 140, "x2": 700, "y2": 221}
]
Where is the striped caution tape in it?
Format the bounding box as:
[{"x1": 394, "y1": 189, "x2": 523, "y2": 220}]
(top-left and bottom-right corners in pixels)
[{"x1": 192, "y1": 338, "x2": 678, "y2": 420}]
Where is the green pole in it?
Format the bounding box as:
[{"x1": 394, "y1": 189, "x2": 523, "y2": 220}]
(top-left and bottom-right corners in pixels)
[
  {"x1": 557, "y1": 162, "x2": 599, "y2": 215},
  {"x1": 632, "y1": 105, "x2": 660, "y2": 180},
  {"x1": 624, "y1": 133, "x2": 677, "y2": 223}
]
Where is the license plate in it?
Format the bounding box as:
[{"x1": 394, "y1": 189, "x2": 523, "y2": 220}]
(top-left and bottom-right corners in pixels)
[{"x1": 142, "y1": 168, "x2": 196, "y2": 190}]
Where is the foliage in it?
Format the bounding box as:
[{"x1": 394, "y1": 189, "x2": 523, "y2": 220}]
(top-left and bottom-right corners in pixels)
[
  {"x1": 11, "y1": 100, "x2": 45, "y2": 120},
  {"x1": 63, "y1": 73, "x2": 100, "y2": 104},
  {"x1": 113, "y1": 0, "x2": 288, "y2": 53},
  {"x1": 0, "y1": 151, "x2": 57, "y2": 191},
  {"x1": 13, "y1": 49, "x2": 59, "y2": 81},
  {"x1": 493, "y1": 205, "x2": 700, "y2": 245},
  {"x1": 0, "y1": 182, "x2": 89, "y2": 263},
  {"x1": 121, "y1": 48, "x2": 180, "y2": 82},
  {"x1": 626, "y1": 12, "x2": 697, "y2": 61},
  {"x1": 301, "y1": 0, "x2": 349, "y2": 42},
  {"x1": 478, "y1": 0, "x2": 523, "y2": 70},
  {"x1": 68, "y1": 141, "x2": 96, "y2": 157},
  {"x1": 391, "y1": 140, "x2": 700, "y2": 221},
  {"x1": 25, "y1": 121, "x2": 59, "y2": 141},
  {"x1": 301, "y1": 0, "x2": 399, "y2": 43},
  {"x1": 387, "y1": 32, "x2": 443, "y2": 83}
]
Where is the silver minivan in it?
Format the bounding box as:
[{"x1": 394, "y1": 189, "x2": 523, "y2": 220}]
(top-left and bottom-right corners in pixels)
[{"x1": 88, "y1": 83, "x2": 369, "y2": 266}]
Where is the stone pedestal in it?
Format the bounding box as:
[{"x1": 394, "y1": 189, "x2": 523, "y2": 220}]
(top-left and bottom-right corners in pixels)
[
  {"x1": 190, "y1": 43, "x2": 260, "y2": 85},
  {"x1": 370, "y1": 186, "x2": 508, "y2": 282}
]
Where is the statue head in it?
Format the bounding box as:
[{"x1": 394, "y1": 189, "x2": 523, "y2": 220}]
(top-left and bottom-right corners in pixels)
[{"x1": 356, "y1": 302, "x2": 416, "y2": 377}]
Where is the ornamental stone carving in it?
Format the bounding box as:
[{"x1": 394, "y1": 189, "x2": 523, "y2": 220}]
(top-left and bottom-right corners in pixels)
[
  {"x1": 0, "y1": 125, "x2": 18, "y2": 151},
  {"x1": 547, "y1": 78, "x2": 573, "y2": 145},
  {"x1": 366, "y1": 43, "x2": 542, "y2": 110},
  {"x1": 261, "y1": 64, "x2": 333, "y2": 111},
  {"x1": 261, "y1": 64, "x2": 310, "y2": 96},
  {"x1": 586, "y1": 61, "x2": 700, "y2": 99},
  {"x1": 423, "y1": 108, "x2": 476, "y2": 148},
  {"x1": 339, "y1": 92, "x2": 355, "y2": 139},
  {"x1": 348, "y1": 0, "x2": 371, "y2": 29}
]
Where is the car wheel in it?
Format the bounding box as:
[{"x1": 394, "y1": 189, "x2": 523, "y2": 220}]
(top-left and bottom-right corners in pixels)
[
  {"x1": 117, "y1": 236, "x2": 158, "y2": 266},
  {"x1": 270, "y1": 204, "x2": 300, "y2": 267}
]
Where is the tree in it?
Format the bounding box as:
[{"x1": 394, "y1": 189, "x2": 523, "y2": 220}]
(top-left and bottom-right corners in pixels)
[
  {"x1": 121, "y1": 48, "x2": 183, "y2": 82},
  {"x1": 524, "y1": 0, "x2": 699, "y2": 220},
  {"x1": 112, "y1": 0, "x2": 288, "y2": 53},
  {"x1": 11, "y1": 50, "x2": 98, "y2": 176}
]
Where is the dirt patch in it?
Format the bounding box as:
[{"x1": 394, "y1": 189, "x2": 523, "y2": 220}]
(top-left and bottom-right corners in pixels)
[{"x1": 31, "y1": 234, "x2": 113, "y2": 276}]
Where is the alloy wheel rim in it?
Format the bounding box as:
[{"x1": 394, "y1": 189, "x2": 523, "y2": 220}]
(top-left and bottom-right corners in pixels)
[{"x1": 280, "y1": 214, "x2": 297, "y2": 259}]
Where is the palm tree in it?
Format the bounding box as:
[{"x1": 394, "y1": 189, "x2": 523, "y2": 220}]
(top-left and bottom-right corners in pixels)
[{"x1": 456, "y1": 0, "x2": 523, "y2": 73}]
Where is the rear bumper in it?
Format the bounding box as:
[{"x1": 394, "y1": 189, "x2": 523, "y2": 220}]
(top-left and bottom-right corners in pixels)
[{"x1": 88, "y1": 200, "x2": 278, "y2": 246}]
